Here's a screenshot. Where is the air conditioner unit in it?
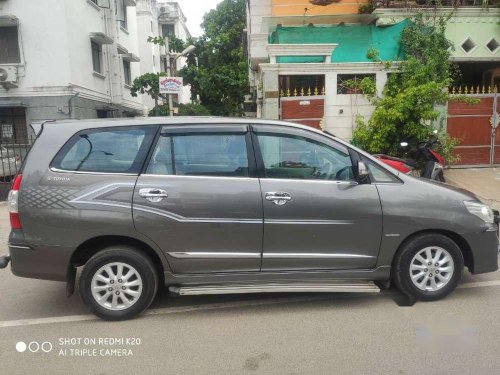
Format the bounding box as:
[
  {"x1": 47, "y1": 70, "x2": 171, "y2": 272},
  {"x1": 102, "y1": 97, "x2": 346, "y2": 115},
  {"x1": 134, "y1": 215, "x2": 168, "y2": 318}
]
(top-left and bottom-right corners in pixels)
[
  {"x1": 0, "y1": 66, "x2": 18, "y2": 88},
  {"x1": 159, "y1": 6, "x2": 170, "y2": 14}
]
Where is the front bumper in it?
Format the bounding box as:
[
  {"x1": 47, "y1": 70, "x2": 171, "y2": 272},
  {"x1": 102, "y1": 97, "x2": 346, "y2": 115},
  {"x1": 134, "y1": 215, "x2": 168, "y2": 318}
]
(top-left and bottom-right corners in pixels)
[{"x1": 463, "y1": 226, "x2": 499, "y2": 274}]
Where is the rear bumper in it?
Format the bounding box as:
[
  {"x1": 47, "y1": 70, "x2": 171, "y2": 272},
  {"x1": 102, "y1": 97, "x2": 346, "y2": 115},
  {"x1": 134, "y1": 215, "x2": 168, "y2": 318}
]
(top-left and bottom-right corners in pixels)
[
  {"x1": 9, "y1": 243, "x2": 71, "y2": 282},
  {"x1": 463, "y1": 227, "x2": 499, "y2": 275}
]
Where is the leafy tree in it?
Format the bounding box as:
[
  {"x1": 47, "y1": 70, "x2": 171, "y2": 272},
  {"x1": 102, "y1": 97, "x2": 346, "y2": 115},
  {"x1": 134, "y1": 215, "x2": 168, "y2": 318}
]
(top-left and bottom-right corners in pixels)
[
  {"x1": 178, "y1": 103, "x2": 211, "y2": 116},
  {"x1": 179, "y1": 0, "x2": 249, "y2": 116},
  {"x1": 130, "y1": 0, "x2": 248, "y2": 116},
  {"x1": 129, "y1": 72, "x2": 168, "y2": 116},
  {"x1": 130, "y1": 35, "x2": 192, "y2": 116},
  {"x1": 352, "y1": 12, "x2": 464, "y2": 163}
]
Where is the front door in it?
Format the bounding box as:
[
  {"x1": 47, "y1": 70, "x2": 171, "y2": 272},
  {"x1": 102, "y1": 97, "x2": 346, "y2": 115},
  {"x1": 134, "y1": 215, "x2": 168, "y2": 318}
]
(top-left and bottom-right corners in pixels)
[
  {"x1": 253, "y1": 125, "x2": 382, "y2": 271},
  {"x1": 133, "y1": 125, "x2": 263, "y2": 274}
]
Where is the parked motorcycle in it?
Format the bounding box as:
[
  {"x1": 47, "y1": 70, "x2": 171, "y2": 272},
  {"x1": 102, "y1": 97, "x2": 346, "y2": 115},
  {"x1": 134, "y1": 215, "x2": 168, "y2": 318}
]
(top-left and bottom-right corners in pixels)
[{"x1": 374, "y1": 131, "x2": 446, "y2": 182}]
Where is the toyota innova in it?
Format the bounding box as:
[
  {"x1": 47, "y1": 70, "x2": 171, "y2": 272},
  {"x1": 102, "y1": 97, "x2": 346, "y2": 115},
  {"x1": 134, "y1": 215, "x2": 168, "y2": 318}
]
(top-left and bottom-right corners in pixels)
[{"x1": 0, "y1": 118, "x2": 498, "y2": 320}]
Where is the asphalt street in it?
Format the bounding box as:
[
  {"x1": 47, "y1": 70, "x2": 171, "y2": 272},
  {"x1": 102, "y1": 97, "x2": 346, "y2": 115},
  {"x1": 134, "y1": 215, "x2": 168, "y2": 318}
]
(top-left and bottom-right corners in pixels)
[{"x1": 0, "y1": 203, "x2": 500, "y2": 374}]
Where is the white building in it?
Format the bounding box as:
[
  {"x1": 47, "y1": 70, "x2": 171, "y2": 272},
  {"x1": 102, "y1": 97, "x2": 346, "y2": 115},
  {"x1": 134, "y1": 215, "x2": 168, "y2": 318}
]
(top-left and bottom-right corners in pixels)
[{"x1": 0, "y1": 0, "x2": 191, "y2": 142}]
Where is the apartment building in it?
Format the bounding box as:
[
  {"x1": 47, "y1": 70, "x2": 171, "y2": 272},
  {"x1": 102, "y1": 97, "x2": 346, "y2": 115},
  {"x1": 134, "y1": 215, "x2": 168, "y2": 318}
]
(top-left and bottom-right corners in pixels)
[
  {"x1": 0, "y1": 0, "x2": 191, "y2": 142},
  {"x1": 156, "y1": 0, "x2": 192, "y2": 105}
]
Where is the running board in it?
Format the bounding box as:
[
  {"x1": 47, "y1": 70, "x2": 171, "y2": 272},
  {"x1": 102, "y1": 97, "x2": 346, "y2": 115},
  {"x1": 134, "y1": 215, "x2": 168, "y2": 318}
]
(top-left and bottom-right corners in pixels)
[{"x1": 168, "y1": 281, "x2": 380, "y2": 296}]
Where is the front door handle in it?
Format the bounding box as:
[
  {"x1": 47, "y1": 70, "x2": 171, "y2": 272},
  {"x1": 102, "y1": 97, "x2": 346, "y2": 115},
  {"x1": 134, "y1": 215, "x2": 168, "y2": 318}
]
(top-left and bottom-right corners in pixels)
[
  {"x1": 139, "y1": 188, "x2": 168, "y2": 203},
  {"x1": 265, "y1": 192, "x2": 292, "y2": 206}
]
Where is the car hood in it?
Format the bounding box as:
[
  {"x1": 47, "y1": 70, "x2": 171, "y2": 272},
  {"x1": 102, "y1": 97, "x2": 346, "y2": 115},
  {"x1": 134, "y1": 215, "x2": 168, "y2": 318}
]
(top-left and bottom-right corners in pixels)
[{"x1": 401, "y1": 174, "x2": 480, "y2": 202}]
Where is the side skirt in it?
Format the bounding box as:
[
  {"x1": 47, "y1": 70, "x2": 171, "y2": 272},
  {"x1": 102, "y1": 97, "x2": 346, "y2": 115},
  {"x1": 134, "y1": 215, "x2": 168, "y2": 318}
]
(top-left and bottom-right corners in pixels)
[{"x1": 163, "y1": 266, "x2": 391, "y2": 287}]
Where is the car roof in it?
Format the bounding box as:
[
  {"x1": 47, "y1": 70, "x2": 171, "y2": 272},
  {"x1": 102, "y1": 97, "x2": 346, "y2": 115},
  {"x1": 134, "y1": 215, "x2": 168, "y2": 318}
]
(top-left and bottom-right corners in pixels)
[{"x1": 32, "y1": 116, "x2": 329, "y2": 138}]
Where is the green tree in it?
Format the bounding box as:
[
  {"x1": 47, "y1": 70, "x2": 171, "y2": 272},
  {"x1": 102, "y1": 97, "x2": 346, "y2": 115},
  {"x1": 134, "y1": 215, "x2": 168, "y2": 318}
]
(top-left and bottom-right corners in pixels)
[
  {"x1": 129, "y1": 72, "x2": 168, "y2": 116},
  {"x1": 352, "y1": 12, "x2": 463, "y2": 162},
  {"x1": 179, "y1": 0, "x2": 249, "y2": 116},
  {"x1": 130, "y1": 0, "x2": 248, "y2": 116},
  {"x1": 129, "y1": 34, "x2": 188, "y2": 116}
]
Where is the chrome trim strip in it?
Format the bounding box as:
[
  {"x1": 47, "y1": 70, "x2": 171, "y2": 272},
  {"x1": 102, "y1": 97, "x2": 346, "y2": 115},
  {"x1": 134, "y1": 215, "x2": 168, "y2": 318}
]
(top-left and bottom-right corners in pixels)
[
  {"x1": 263, "y1": 253, "x2": 374, "y2": 259},
  {"x1": 8, "y1": 244, "x2": 32, "y2": 250},
  {"x1": 261, "y1": 178, "x2": 357, "y2": 185},
  {"x1": 384, "y1": 233, "x2": 401, "y2": 237},
  {"x1": 134, "y1": 205, "x2": 262, "y2": 224},
  {"x1": 170, "y1": 282, "x2": 380, "y2": 295},
  {"x1": 168, "y1": 252, "x2": 262, "y2": 259},
  {"x1": 50, "y1": 167, "x2": 137, "y2": 176},
  {"x1": 138, "y1": 174, "x2": 257, "y2": 181},
  {"x1": 265, "y1": 219, "x2": 353, "y2": 225}
]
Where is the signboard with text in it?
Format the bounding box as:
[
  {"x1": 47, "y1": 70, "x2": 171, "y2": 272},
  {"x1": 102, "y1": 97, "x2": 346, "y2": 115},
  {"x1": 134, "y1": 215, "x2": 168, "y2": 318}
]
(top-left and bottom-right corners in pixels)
[{"x1": 159, "y1": 77, "x2": 183, "y2": 94}]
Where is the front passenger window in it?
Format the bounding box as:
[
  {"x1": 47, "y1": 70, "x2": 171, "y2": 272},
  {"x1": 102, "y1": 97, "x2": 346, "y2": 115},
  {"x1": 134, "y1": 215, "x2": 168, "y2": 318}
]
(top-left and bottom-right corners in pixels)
[{"x1": 257, "y1": 134, "x2": 353, "y2": 181}]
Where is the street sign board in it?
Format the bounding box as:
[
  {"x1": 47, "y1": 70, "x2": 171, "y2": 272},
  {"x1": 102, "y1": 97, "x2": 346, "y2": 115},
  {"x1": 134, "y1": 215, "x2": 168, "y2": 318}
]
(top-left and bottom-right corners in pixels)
[{"x1": 159, "y1": 77, "x2": 183, "y2": 94}]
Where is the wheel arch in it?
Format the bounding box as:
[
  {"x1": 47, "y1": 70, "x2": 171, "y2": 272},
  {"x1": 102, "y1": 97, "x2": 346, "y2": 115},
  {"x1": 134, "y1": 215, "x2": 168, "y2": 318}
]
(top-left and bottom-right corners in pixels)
[
  {"x1": 68, "y1": 235, "x2": 168, "y2": 294},
  {"x1": 392, "y1": 229, "x2": 473, "y2": 273}
]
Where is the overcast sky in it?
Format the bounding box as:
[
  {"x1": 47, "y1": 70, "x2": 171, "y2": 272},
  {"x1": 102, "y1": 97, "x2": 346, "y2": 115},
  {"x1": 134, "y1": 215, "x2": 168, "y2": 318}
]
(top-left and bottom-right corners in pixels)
[{"x1": 166, "y1": 0, "x2": 224, "y2": 37}]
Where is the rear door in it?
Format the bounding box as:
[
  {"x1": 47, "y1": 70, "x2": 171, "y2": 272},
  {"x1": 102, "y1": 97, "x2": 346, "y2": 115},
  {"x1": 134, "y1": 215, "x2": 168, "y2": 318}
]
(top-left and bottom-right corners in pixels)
[
  {"x1": 253, "y1": 125, "x2": 383, "y2": 271},
  {"x1": 133, "y1": 124, "x2": 263, "y2": 274}
]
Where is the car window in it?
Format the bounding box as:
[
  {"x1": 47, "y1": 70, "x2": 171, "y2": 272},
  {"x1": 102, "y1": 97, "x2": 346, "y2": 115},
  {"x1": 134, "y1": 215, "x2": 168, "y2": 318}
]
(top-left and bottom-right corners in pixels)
[
  {"x1": 257, "y1": 134, "x2": 353, "y2": 181},
  {"x1": 52, "y1": 126, "x2": 156, "y2": 174},
  {"x1": 146, "y1": 135, "x2": 173, "y2": 175},
  {"x1": 364, "y1": 158, "x2": 401, "y2": 183},
  {"x1": 146, "y1": 134, "x2": 249, "y2": 177}
]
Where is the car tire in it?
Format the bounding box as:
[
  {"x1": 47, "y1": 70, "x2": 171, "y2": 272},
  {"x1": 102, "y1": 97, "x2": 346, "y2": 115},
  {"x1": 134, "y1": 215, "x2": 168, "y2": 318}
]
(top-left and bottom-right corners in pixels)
[
  {"x1": 437, "y1": 171, "x2": 446, "y2": 182},
  {"x1": 79, "y1": 246, "x2": 159, "y2": 321},
  {"x1": 393, "y1": 234, "x2": 464, "y2": 301}
]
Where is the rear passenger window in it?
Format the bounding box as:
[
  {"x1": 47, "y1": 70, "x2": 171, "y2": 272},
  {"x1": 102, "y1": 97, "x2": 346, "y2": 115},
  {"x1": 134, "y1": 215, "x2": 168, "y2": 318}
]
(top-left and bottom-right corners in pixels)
[
  {"x1": 52, "y1": 126, "x2": 157, "y2": 174},
  {"x1": 146, "y1": 134, "x2": 249, "y2": 177}
]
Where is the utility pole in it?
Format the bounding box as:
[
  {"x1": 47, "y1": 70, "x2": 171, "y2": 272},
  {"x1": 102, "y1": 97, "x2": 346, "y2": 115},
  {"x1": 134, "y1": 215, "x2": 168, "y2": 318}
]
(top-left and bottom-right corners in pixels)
[{"x1": 164, "y1": 36, "x2": 174, "y2": 117}]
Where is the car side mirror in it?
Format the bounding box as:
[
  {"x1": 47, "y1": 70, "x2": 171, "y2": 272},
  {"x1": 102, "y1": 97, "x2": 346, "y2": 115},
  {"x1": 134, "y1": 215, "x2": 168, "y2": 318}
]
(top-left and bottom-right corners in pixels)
[{"x1": 357, "y1": 161, "x2": 369, "y2": 183}]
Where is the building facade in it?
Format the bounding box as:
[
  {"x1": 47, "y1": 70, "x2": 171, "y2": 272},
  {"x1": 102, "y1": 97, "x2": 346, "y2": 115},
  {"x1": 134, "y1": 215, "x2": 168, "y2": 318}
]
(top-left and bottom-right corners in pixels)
[
  {"x1": 156, "y1": 0, "x2": 192, "y2": 106},
  {"x1": 0, "y1": 0, "x2": 192, "y2": 142},
  {"x1": 246, "y1": 0, "x2": 500, "y2": 141}
]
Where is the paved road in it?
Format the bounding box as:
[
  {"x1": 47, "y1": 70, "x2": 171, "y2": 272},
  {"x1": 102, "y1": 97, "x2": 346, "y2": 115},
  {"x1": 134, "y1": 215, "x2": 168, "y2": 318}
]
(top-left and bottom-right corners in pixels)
[{"x1": 0, "y1": 204, "x2": 499, "y2": 374}]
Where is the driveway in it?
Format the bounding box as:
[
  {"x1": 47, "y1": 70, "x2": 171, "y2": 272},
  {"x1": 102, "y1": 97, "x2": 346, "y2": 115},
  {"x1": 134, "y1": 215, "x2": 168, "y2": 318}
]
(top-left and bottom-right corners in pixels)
[{"x1": 446, "y1": 167, "x2": 500, "y2": 210}]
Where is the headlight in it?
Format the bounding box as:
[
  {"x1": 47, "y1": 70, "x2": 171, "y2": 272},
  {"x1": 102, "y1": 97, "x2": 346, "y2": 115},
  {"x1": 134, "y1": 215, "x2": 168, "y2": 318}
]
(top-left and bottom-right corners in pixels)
[{"x1": 463, "y1": 201, "x2": 494, "y2": 224}]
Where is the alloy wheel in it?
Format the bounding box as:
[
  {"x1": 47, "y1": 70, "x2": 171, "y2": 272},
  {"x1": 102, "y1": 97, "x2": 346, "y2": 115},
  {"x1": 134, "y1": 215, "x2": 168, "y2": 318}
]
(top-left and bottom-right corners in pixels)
[
  {"x1": 409, "y1": 246, "x2": 455, "y2": 292},
  {"x1": 91, "y1": 262, "x2": 143, "y2": 311}
]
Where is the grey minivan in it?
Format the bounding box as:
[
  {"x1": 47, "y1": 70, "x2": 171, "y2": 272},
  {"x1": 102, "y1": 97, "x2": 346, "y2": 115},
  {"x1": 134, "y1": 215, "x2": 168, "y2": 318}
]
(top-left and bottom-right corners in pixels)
[{"x1": 0, "y1": 118, "x2": 498, "y2": 320}]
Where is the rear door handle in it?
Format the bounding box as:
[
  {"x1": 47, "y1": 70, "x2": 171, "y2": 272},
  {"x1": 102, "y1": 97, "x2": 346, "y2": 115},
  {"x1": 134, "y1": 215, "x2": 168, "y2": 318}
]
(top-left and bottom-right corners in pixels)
[
  {"x1": 265, "y1": 192, "x2": 292, "y2": 206},
  {"x1": 139, "y1": 188, "x2": 168, "y2": 203}
]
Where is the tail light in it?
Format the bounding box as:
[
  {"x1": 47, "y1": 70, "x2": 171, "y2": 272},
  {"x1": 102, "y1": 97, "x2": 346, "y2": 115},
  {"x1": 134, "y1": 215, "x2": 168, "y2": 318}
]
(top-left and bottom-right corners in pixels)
[{"x1": 8, "y1": 174, "x2": 22, "y2": 230}]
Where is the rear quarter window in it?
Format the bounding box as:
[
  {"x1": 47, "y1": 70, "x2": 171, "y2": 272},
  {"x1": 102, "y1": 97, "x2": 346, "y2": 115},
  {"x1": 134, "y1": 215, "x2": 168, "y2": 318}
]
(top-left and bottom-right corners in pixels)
[{"x1": 51, "y1": 126, "x2": 157, "y2": 174}]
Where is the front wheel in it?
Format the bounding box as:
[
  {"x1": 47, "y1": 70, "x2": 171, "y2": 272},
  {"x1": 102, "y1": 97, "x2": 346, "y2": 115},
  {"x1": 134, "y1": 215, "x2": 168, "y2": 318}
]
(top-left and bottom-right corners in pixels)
[
  {"x1": 393, "y1": 234, "x2": 464, "y2": 301},
  {"x1": 79, "y1": 246, "x2": 159, "y2": 320}
]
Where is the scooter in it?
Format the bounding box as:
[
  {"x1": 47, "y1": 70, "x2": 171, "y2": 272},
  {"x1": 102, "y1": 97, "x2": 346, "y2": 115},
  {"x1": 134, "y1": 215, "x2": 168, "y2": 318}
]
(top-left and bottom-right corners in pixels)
[{"x1": 374, "y1": 132, "x2": 446, "y2": 182}]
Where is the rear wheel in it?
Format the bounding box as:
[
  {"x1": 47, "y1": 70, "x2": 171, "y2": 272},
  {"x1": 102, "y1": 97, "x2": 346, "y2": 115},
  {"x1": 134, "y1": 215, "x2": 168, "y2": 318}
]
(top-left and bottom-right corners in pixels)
[
  {"x1": 79, "y1": 246, "x2": 159, "y2": 320},
  {"x1": 393, "y1": 234, "x2": 463, "y2": 301}
]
